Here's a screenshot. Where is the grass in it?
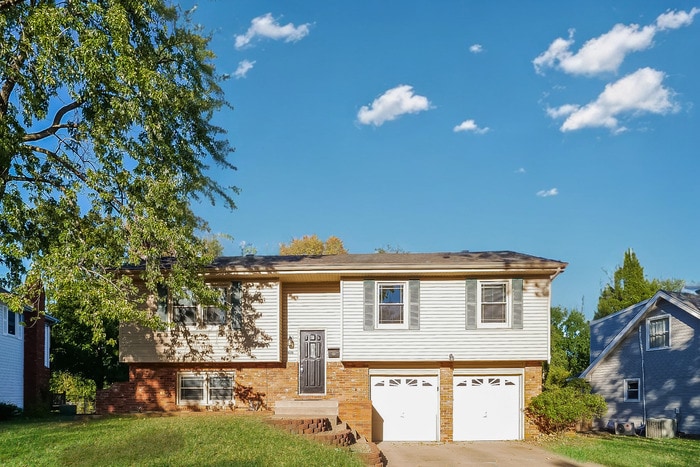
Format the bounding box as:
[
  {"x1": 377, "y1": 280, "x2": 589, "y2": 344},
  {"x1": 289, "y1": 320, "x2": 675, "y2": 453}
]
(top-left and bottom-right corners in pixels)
[
  {"x1": 541, "y1": 432, "x2": 700, "y2": 467},
  {"x1": 0, "y1": 414, "x2": 365, "y2": 467}
]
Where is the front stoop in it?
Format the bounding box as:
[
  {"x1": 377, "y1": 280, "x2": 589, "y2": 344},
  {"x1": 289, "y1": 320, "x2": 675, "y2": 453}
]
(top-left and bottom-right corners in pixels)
[
  {"x1": 273, "y1": 399, "x2": 339, "y2": 418},
  {"x1": 267, "y1": 415, "x2": 385, "y2": 466}
]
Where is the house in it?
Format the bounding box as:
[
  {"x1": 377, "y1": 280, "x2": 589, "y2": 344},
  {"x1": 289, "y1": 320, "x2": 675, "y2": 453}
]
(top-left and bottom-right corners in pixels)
[
  {"x1": 0, "y1": 289, "x2": 57, "y2": 410},
  {"x1": 581, "y1": 290, "x2": 700, "y2": 435},
  {"x1": 99, "y1": 251, "x2": 567, "y2": 442}
]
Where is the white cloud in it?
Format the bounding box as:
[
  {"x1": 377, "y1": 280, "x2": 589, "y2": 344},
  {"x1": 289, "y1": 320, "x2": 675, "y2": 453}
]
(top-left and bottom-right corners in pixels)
[
  {"x1": 234, "y1": 60, "x2": 256, "y2": 79},
  {"x1": 656, "y1": 7, "x2": 700, "y2": 30},
  {"x1": 537, "y1": 188, "x2": 559, "y2": 197},
  {"x1": 357, "y1": 85, "x2": 431, "y2": 126},
  {"x1": 548, "y1": 67, "x2": 678, "y2": 132},
  {"x1": 469, "y1": 44, "x2": 483, "y2": 53},
  {"x1": 533, "y1": 8, "x2": 698, "y2": 76},
  {"x1": 515, "y1": 168, "x2": 526, "y2": 174},
  {"x1": 453, "y1": 119, "x2": 489, "y2": 134},
  {"x1": 235, "y1": 13, "x2": 310, "y2": 49}
]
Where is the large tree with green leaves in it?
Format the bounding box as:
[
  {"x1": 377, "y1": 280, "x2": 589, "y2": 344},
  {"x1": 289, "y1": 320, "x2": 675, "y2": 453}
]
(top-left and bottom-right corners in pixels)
[
  {"x1": 545, "y1": 306, "x2": 589, "y2": 388},
  {"x1": 0, "y1": 0, "x2": 236, "y2": 343},
  {"x1": 595, "y1": 249, "x2": 684, "y2": 320}
]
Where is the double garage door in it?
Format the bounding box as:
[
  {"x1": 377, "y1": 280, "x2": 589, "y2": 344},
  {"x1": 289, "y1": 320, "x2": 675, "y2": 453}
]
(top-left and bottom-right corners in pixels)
[{"x1": 371, "y1": 374, "x2": 521, "y2": 441}]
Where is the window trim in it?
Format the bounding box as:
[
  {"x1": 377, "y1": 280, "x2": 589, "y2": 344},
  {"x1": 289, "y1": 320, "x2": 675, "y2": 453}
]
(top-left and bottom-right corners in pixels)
[
  {"x1": 624, "y1": 378, "x2": 640, "y2": 402},
  {"x1": 477, "y1": 280, "x2": 511, "y2": 328},
  {"x1": 375, "y1": 281, "x2": 409, "y2": 329},
  {"x1": 646, "y1": 315, "x2": 671, "y2": 350},
  {"x1": 177, "y1": 371, "x2": 235, "y2": 406}
]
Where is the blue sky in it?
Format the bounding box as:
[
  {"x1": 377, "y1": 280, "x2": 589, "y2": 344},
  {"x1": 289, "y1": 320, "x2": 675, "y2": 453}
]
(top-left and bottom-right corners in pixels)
[{"x1": 184, "y1": 1, "x2": 699, "y2": 319}]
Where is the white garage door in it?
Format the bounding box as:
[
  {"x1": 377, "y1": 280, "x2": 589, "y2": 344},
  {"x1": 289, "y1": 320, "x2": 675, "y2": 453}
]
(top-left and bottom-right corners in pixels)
[
  {"x1": 453, "y1": 375, "x2": 521, "y2": 441},
  {"x1": 371, "y1": 376, "x2": 439, "y2": 442}
]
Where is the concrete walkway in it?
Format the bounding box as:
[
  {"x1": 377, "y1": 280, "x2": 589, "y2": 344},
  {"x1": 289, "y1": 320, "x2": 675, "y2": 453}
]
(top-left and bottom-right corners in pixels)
[{"x1": 378, "y1": 441, "x2": 598, "y2": 466}]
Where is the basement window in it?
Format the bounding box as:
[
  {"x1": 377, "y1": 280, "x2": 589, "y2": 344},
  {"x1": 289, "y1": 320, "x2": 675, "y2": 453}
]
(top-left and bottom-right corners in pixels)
[{"x1": 178, "y1": 372, "x2": 235, "y2": 406}]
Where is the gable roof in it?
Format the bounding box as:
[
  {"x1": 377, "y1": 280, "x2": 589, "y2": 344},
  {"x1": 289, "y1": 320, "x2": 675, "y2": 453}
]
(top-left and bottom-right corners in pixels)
[{"x1": 581, "y1": 291, "x2": 700, "y2": 378}]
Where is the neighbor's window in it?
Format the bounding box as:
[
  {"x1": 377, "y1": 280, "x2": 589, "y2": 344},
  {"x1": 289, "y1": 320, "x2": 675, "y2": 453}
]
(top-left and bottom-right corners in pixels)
[
  {"x1": 2, "y1": 305, "x2": 22, "y2": 339},
  {"x1": 377, "y1": 283, "x2": 406, "y2": 328},
  {"x1": 647, "y1": 316, "x2": 670, "y2": 350},
  {"x1": 478, "y1": 281, "x2": 510, "y2": 327},
  {"x1": 624, "y1": 379, "x2": 640, "y2": 402},
  {"x1": 178, "y1": 372, "x2": 234, "y2": 405}
]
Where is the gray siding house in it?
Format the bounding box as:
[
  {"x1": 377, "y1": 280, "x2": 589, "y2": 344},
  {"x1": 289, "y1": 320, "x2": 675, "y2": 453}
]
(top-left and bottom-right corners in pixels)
[{"x1": 581, "y1": 290, "x2": 700, "y2": 435}]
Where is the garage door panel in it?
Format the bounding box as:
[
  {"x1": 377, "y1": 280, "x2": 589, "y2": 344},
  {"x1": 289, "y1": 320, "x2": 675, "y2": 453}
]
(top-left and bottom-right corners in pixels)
[
  {"x1": 453, "y1": 375, "x2": 521, "y2": 441},
  {"x1": 371, "y1": 376, "x2": 439, "y2": 442}
]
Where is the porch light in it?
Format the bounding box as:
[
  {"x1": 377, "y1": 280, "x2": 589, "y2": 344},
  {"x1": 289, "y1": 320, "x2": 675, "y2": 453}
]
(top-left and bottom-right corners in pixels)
[{"x1": 288, "y1": 335, "x2": 294, "y2": 349}]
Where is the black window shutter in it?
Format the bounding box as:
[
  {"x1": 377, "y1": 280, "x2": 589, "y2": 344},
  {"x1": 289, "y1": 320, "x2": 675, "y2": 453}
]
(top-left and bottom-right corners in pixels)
[
  {"x1": 465, "y1": 279, "x2": 477, "y2": 330},
  {"x1": 231, "y1": 281, "x2": 243, "y2": 330},
  {"x1": 408, "y1": 280, "x2": 420, "y2": 330},
  {"x1": 156, "y1": 284, "x2": 169, "y2": 322},
  {"x1": 512, "y1": 278, "x2": 523, "y2": 329},
  {"x1": 363, "y1": 280, "x2": 375, "y2": 331}
]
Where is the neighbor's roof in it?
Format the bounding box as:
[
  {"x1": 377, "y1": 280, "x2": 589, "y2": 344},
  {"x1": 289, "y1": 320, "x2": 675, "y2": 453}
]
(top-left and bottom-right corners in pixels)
[
  {"x1": 207, "y1": 250, "x2": 567, "y2": 275},
  {"x1": 581, "y1": 290, "x2": 700, "y2": 378}
]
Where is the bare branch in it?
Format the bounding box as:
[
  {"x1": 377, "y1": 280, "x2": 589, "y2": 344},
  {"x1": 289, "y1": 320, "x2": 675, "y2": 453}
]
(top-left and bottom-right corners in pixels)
[
  {"x1": 24, "y1": 144, "x2": 88, "y2": 183},
  {"x1": 23, "y1": 101, "x2": 81, "y2": 142}
]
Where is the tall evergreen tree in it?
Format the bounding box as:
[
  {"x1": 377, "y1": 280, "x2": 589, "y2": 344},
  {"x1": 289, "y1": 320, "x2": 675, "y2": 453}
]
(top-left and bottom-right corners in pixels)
[{"x1": 595, "y1": 249, "x2": 683, "y2": 320}]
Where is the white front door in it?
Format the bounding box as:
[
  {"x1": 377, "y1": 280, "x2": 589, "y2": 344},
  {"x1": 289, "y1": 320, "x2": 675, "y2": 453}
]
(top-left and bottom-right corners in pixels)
[
  {"x1": 453, "y1": 375, "x2": 521, "y2": 441},
  {"x1": 371, "y1": 375, "x2": 439, "y2": 441}
]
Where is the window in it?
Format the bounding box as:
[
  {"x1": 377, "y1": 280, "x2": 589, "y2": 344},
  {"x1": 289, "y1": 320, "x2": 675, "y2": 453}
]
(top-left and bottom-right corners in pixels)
[
  {"x1": 377, "y1": 283, "x2": 405, "y2": 327},
  {"x1": 624, "y1": 379, "x2": 640, "y2": 401},
  {"x1": 363, "y1": 280, "x2": 419, "y2": 331},
  {"x1": 44, "y1": 323, "x2": 51, "y2": 368},
  {"x1": 466, "y1": 279, "x2": 523, "y2": 330},
  {"x1": 480, "y1": 282, "x2": 508, "y2": 324},
  {"x1": 178, "y1": 372, "x2": 234, "y2": 405},
  {"x1": 478, "y1": 281, "x2": 510, "y2": 327},
  {"x1": 647, "y1": 316, "x2": 670, "y2": 350},
  {"x1": 165, "y1": 283, "x2": 242, "y2": 328},
  {"x1": 2, "y1": 304, "x2": 23, "y2": 339}
]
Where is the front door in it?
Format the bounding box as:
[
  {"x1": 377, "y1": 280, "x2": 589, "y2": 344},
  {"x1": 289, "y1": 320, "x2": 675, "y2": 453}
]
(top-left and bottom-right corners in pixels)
[{"x1": 299, "y1": 330, "x2": 325, "y2": 394}]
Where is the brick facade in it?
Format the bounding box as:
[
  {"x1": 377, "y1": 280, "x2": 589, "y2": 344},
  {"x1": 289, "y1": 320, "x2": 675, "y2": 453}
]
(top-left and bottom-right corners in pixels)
[
  {"x1": 97, "y1": 360, "x2": 545, "y2": 441},
  {"x1": 23, "y1": 293, "x2": 54, "y2": 412}
]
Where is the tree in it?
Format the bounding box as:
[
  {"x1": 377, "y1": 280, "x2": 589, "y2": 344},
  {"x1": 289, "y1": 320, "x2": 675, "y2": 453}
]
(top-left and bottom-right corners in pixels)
[
  {"x1": 545, "y1": 306, "x2": 589, "y2": 388},
  {"x1": 595, "y1": 249, "x2": 684, "y2": 319},
  {"x1": 279, "y1": 235, "x2": 347, "y2": 255},
  {"x1": 0, "y1": 1, "x2": 237, "y2": 343}
]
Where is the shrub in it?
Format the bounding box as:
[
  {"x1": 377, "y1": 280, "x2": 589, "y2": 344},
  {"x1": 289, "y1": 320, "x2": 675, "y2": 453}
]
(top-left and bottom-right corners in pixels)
[
  {"x1": 527, "y1": 379, "x2": 606, "y2": 434},
  {"x1": 0, "y1": 402, "x2": 22, "y2": 420}
]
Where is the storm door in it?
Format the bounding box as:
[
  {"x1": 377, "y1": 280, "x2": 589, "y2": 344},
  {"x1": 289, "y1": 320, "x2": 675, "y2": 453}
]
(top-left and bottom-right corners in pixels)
[{"x1": 299, "y1": 330, "x2": 325, "y2": 394}]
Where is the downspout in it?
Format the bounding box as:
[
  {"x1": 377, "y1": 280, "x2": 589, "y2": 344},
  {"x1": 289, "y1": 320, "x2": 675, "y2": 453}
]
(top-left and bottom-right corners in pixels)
[{"x1": 638, "y1": 326, "x2": 647, "y2": 430}]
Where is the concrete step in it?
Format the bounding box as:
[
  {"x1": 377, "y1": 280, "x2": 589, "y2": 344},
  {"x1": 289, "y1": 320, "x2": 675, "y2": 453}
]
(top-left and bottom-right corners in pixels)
[{"x1": 273, "y1": 399, "x2": 339, "y2": 418}]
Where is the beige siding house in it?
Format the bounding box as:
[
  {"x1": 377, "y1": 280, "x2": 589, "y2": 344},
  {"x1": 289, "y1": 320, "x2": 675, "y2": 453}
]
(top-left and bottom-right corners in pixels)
[{"x1": 101, "y1": 251, "x2": 567, "y2": 442}]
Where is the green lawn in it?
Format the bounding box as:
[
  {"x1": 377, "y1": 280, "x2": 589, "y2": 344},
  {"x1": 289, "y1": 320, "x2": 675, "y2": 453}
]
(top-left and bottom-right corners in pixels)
[
  {"x1": 0, "y1": 414, "x2": 365, "y2": 467},
  {"x1": 542, "y1": 432, "x2": 700, "y2": 467}
]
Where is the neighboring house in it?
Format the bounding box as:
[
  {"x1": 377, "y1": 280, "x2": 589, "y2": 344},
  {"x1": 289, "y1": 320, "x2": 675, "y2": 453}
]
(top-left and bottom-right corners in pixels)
[
  {"x1": 100, "y1": 251, "x2": 567, "y2": 442},
  {"x1": 0, "y1": 289, "x2": 57, "y2": 410},
  {"x1": 581, "y1": 290, "x2": 700, "y2": 435}
]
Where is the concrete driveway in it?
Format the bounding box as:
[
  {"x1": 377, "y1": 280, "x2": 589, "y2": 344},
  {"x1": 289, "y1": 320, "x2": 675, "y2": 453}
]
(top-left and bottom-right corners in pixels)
[{"x1": 378, "y1": 441, "x2": 599, "y2": 466}]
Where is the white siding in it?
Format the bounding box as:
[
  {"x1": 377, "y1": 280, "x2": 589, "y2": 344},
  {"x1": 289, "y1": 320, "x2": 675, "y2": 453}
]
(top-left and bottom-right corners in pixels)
[
  {"x1": 121, "y1": 282, "x2": 280, "y2": 363},
  {"x1": 0, "y1": 305, "x2": 24, "y2": 408},
  {"x1": 342, "y1": 279, "x2": 550, "y2": 361},
  {"x1": 286, "y1": 283, "x2": 341, "y2": 362}
]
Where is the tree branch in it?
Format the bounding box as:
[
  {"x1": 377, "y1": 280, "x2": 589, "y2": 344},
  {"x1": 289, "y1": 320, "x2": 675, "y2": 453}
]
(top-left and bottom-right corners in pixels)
[
  {"x1": 22, "y1": 101, "x2": 81, "y2": 142},
  {"x1": 24, "y1": 144, "x2": 88, "y2": 184}
]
